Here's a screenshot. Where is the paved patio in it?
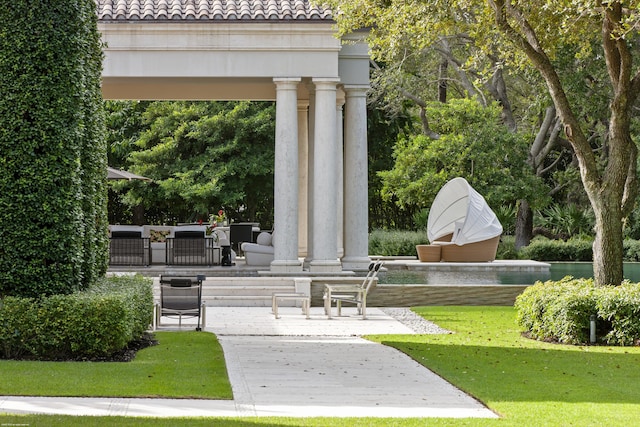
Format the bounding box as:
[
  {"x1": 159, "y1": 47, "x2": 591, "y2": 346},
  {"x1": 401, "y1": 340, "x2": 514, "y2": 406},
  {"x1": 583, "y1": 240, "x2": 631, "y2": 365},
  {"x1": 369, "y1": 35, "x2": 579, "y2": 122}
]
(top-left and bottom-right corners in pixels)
[{"x1": 0, "y1": 307, "x2": 498, "y2": 419}]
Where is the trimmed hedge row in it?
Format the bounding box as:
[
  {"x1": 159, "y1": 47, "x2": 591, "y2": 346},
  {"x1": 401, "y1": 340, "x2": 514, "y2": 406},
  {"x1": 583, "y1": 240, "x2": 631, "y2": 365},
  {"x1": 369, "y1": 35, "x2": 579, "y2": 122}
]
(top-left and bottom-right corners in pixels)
[
  {"x1": 519, "y1": 238, "x2": 640, "y2": 262},
  {"x1": 520, "y1": 238, "x2": 594, "y2": 261},
  {"x1": 515, "y1": 277, "x2": 640, "y2": 346},
  {"x1": 0, "y1": 275, "x2": 153, "y2": 360}
]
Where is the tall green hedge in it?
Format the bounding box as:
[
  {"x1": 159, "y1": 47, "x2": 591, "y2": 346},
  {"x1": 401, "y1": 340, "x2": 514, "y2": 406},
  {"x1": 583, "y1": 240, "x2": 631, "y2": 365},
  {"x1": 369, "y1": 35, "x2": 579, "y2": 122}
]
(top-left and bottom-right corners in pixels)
[{"x1": 0, "y1": 1, "x2": 107, "y2": 298}]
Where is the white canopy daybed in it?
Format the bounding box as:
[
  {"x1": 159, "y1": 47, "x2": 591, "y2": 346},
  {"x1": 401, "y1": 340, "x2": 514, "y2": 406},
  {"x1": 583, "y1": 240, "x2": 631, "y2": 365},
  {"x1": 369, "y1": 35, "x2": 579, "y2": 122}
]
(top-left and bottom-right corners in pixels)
[{"x1": 419, "y1": 177, "x2": 503, "y2": 262}]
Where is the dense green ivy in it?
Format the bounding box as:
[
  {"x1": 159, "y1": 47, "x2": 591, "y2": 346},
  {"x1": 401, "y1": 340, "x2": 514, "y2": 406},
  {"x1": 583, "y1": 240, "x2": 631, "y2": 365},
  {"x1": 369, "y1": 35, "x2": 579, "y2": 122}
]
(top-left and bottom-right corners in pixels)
[{"x1": 0, "y1": 1, "x2": 107, "y2": 298}]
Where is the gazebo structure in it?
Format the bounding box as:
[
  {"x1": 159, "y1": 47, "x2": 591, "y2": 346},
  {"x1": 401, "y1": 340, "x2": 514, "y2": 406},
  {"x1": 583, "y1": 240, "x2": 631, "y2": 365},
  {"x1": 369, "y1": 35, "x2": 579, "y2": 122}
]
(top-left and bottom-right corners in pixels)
[{"x1": 96, "y1": 0, "x2": 371, "y2": 273}]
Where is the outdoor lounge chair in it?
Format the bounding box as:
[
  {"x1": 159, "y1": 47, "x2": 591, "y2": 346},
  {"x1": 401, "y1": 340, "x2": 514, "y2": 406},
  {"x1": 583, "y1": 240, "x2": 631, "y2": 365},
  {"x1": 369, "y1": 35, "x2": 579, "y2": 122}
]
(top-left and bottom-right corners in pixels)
[
  {"x1": 155, "y1": 275, "x2": 205, "y2": 331},
  {"x1": 424, "y1": 177, "x2": 503, "y2": 262},
  {"x1": 323, "y1": 261, "x2": 383, "y2": 320},
  {"x1": 241, "y1": 231, "x2": 274, "y2": 266}
]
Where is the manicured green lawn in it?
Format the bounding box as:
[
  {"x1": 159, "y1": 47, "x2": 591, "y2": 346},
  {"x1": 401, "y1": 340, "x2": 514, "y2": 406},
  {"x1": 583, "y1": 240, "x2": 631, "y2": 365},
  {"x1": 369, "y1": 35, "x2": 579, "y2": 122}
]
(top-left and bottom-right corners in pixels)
[
  {"x1": 0, "y1": 331, "x2": 232, "y2": 399},
  {"x1": 1, "y1": 307, "x2": 639, "y2": 426},
  {"x1": 368, "y1": 306, "x2": 640, "y2": 426}
]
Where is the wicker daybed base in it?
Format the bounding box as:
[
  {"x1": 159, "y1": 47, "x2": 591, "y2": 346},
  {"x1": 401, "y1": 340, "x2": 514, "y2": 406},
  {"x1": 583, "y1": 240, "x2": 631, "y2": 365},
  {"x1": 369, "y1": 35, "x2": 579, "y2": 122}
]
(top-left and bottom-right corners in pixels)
[{"x1": 435, "y1": 235, "x2": 501, "y2": 262}]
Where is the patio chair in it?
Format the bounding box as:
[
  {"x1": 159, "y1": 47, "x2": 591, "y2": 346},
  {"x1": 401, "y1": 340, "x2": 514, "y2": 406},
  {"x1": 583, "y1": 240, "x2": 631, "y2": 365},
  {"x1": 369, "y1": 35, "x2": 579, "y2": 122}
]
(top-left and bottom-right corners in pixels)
[
  {"x1": 166, "y1": 227, "x2": 217, "y2": 265},
  {"x1": 109, "y1": 228, "x2": 150, "y2": 266},
  {"x1": 323, "y1": 261, "x2": 383, "y2": 320},
  {"x1": 155, "y1": 275, "x2": 205, "y2": 331}
]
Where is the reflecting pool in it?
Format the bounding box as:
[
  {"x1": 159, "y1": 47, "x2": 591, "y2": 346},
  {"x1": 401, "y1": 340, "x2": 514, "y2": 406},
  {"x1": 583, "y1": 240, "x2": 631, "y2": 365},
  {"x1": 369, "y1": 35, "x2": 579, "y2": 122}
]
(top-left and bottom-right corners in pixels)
[{"x1": 378, "y1": 262, "x2": 640, "y2": 285}]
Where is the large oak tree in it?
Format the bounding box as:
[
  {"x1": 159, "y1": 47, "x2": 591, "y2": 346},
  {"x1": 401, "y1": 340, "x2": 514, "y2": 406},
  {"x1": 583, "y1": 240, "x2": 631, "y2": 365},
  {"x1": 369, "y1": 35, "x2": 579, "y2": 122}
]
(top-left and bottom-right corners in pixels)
[{"x1": 326, "y1": 0, "x2": 640, "y2": 285}]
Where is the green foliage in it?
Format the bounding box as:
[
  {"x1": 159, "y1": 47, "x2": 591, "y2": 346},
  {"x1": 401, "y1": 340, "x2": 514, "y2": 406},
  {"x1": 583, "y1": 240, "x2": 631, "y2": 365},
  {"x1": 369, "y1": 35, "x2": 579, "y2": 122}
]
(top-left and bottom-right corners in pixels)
[
  {"x1": 411, "y1": 208, "x2": 429, "y2": 230},
  {"x1": 522, "y1": 237, "x2": 593, "y2": 261},
  {"x1": 496, "y1": 235, "x2": 521, "y2": 260},
  {"x1": 105, "y1": 101, "x2": 152, "y2": 226},
  {"x1": 535, "y1": 204, "x2": 594, "y2": 237},
  {"x1": 623, "y1": 240, "x2": 640, "y2": 262},
  {"x1": 515, "y1": 277, "x2": 640, "y2": 345},
  {"x1": 494, "y1": 204, "x2": 517, "y2": 236},
  {"x1": 368, "y1": 229, "x2": 427, "y2": 256},
  {"x1": 0, "y1": 0, "x2": 107, "y2": 297},
  {"x1": 0, "y1": 275, "x2": 153, "y2": 360},
  {"x1": 623, "y1": 202, "x2": 640, "y2": 240},
  {"x1": 597, "y1": 283, "x2": 640, "y2": 346},
  {"x1": 108, "y1": 101, "x2": 275, "y2": 226},
  {"x1": 379, "y1": 99, "x2": 548, "y2": 212},
  {"x1": 367, "y1": 107, "x2": 417, "y2": 230},
  {"x1": 518, "y1": 237, "x2": 640, "y2": 262}
]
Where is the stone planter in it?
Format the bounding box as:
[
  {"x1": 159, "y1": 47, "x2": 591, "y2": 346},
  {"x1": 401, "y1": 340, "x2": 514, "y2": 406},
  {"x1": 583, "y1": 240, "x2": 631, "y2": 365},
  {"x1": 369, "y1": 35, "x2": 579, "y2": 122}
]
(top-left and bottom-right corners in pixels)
[{"x1": 151, "y1": 242, "x2": 166, "y2": 264}]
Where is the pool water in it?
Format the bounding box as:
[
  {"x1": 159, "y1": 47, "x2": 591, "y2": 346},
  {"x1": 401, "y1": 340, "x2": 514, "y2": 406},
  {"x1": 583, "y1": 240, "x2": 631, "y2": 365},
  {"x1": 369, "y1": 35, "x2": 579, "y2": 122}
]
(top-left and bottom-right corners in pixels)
[{"x1": 378, "y1": 262, "x2": 640, "y2": 285}]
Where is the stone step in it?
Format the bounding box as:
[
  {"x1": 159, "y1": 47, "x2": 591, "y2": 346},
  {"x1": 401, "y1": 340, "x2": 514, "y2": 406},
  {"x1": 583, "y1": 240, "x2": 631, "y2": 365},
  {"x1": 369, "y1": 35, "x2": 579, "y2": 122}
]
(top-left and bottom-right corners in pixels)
[
  {"x1": 202, "y1": 286, "x2": 293, "y2": 298},
  {"x1": 203, "y1": 295, "x2": 274, "y2": 307},
  {"x1": 153, "y1": 277, "x2": 302, "y2": 307}
]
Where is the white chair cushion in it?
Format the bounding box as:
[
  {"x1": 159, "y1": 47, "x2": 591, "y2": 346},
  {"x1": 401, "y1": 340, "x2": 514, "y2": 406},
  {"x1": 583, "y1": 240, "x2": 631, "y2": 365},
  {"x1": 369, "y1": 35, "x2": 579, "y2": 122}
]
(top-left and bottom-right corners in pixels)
[
  {"x1": 256, "y1": 232, "x2": 272, "y2": 246},
  {"x1": 241, "y1": 242, "x2": 275, "y2": 254}
]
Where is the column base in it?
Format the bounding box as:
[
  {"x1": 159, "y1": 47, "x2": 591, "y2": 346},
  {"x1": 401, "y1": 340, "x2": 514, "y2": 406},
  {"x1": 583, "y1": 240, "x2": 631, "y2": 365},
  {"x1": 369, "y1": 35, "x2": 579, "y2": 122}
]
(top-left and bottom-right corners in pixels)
[
  {"x1": 340, "y1": 256, "x2": 371, "y2": 272},
  {"x1": 270, "y1": 259, "x2": 303, "y2": 273},
  {"x1": 309, "y1": 259, "x2": 342, "y2": 273}
]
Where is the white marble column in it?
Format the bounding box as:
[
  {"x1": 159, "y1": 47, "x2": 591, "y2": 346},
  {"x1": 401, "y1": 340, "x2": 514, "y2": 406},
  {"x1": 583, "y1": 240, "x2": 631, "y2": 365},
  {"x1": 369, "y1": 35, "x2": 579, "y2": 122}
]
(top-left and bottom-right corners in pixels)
[
  {"x1": 342, "y1": 85, "x2": 371, "y2": 270},
  {"x1": 297, "y1": 100, "x2": 309, "y2": 258},
  {"x1": 336, "y1": 90, "x2": 345, "y2": 259},
  {"x1": 271, "y1": 78, "x2": 302, "y2": 272},
  {"x1": 304, "y1": 84, "x2": 315, "y2": 268},
  {"x1": 310, "y1": 78, "x2": 341, "y2": 272}
]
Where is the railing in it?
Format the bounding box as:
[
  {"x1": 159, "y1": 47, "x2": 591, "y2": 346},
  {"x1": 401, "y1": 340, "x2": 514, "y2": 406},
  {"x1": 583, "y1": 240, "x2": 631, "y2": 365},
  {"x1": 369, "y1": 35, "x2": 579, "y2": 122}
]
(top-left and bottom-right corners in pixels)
[
  {"x1": 166, "y1": 238, "x2": 220, "y2": 266},
  {"x1": 109, "y1": 238, "x2": 151, "y2": 266}
]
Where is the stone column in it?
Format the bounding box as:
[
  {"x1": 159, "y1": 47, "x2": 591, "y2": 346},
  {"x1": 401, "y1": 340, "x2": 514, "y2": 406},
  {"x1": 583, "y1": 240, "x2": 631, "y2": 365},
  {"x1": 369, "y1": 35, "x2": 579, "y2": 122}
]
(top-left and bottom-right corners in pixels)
[
  {"x1": 304, "y1": 83, "x2": 315, "y2": 268},
  {"x1": 336, "y1": 90, "x2": 345, "y2": 259},
  {"x1": 310, "y1": 78, "x2": 341, "y2": 272},
  {"x1": 297, "y1": 100, "x2": 309, "y2": 258},
  {"x1": 342, "y1": 85, "x2": 371, "y2": 271},
  {"x1": 271, "y1": 78, "x2": 302, "y2": 272}
]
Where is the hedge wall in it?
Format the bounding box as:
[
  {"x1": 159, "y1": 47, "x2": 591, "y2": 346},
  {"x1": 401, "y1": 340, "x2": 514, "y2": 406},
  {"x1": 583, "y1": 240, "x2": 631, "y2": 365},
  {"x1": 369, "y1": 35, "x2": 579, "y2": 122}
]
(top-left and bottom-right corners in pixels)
[{"x1": 0, "y1": 1, "x2": 107, "y2": 298}]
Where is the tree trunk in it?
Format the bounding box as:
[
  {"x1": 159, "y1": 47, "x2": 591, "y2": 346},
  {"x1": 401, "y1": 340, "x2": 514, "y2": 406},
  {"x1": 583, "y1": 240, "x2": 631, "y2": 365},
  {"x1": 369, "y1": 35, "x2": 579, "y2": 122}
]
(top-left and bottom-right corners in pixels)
[
  {"x1": 514, "y1": 199, "x2": 533, "y2": 250},
  {"x1": 490, "y1": 0, "x2": 639, "y2": 285},
  {"x1": 133, "y1": 204, "x2": 145, "y2": 226},
  {"x1": 592, "y1": 197, "x2": 624, "y2": 286},
  {"x1": 438, "y1": 59, "x2": 448, "y2": 103}
]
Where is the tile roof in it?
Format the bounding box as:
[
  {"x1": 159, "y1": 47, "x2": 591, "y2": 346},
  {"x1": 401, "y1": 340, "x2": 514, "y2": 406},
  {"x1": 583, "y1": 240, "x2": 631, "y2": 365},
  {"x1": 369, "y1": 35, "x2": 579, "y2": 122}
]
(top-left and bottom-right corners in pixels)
[{"x1": 96, "y1": 0, "x2": 333, "y2": 22}]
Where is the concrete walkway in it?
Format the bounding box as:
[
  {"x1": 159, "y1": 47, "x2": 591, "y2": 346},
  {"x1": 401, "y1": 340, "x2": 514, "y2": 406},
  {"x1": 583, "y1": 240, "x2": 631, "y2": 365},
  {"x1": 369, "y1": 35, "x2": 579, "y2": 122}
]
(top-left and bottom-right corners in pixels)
[{"x1": 0, "y1": 307, "x2": 497, "y2": 419}]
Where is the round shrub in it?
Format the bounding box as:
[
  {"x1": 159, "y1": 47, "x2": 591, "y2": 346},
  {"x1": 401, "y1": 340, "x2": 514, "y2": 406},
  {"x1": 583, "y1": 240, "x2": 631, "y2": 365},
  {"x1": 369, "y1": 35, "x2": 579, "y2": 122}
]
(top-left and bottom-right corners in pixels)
[{"x1": 515, "y1": 277, "x2": 640, "y2": 346}]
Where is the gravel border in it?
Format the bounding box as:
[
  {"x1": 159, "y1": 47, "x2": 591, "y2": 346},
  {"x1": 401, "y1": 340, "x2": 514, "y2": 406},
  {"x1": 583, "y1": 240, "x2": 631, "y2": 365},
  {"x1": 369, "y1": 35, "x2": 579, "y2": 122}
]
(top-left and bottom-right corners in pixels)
[{"x1": 381, "y1": 308, "x2": 451, "y2": 334}]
